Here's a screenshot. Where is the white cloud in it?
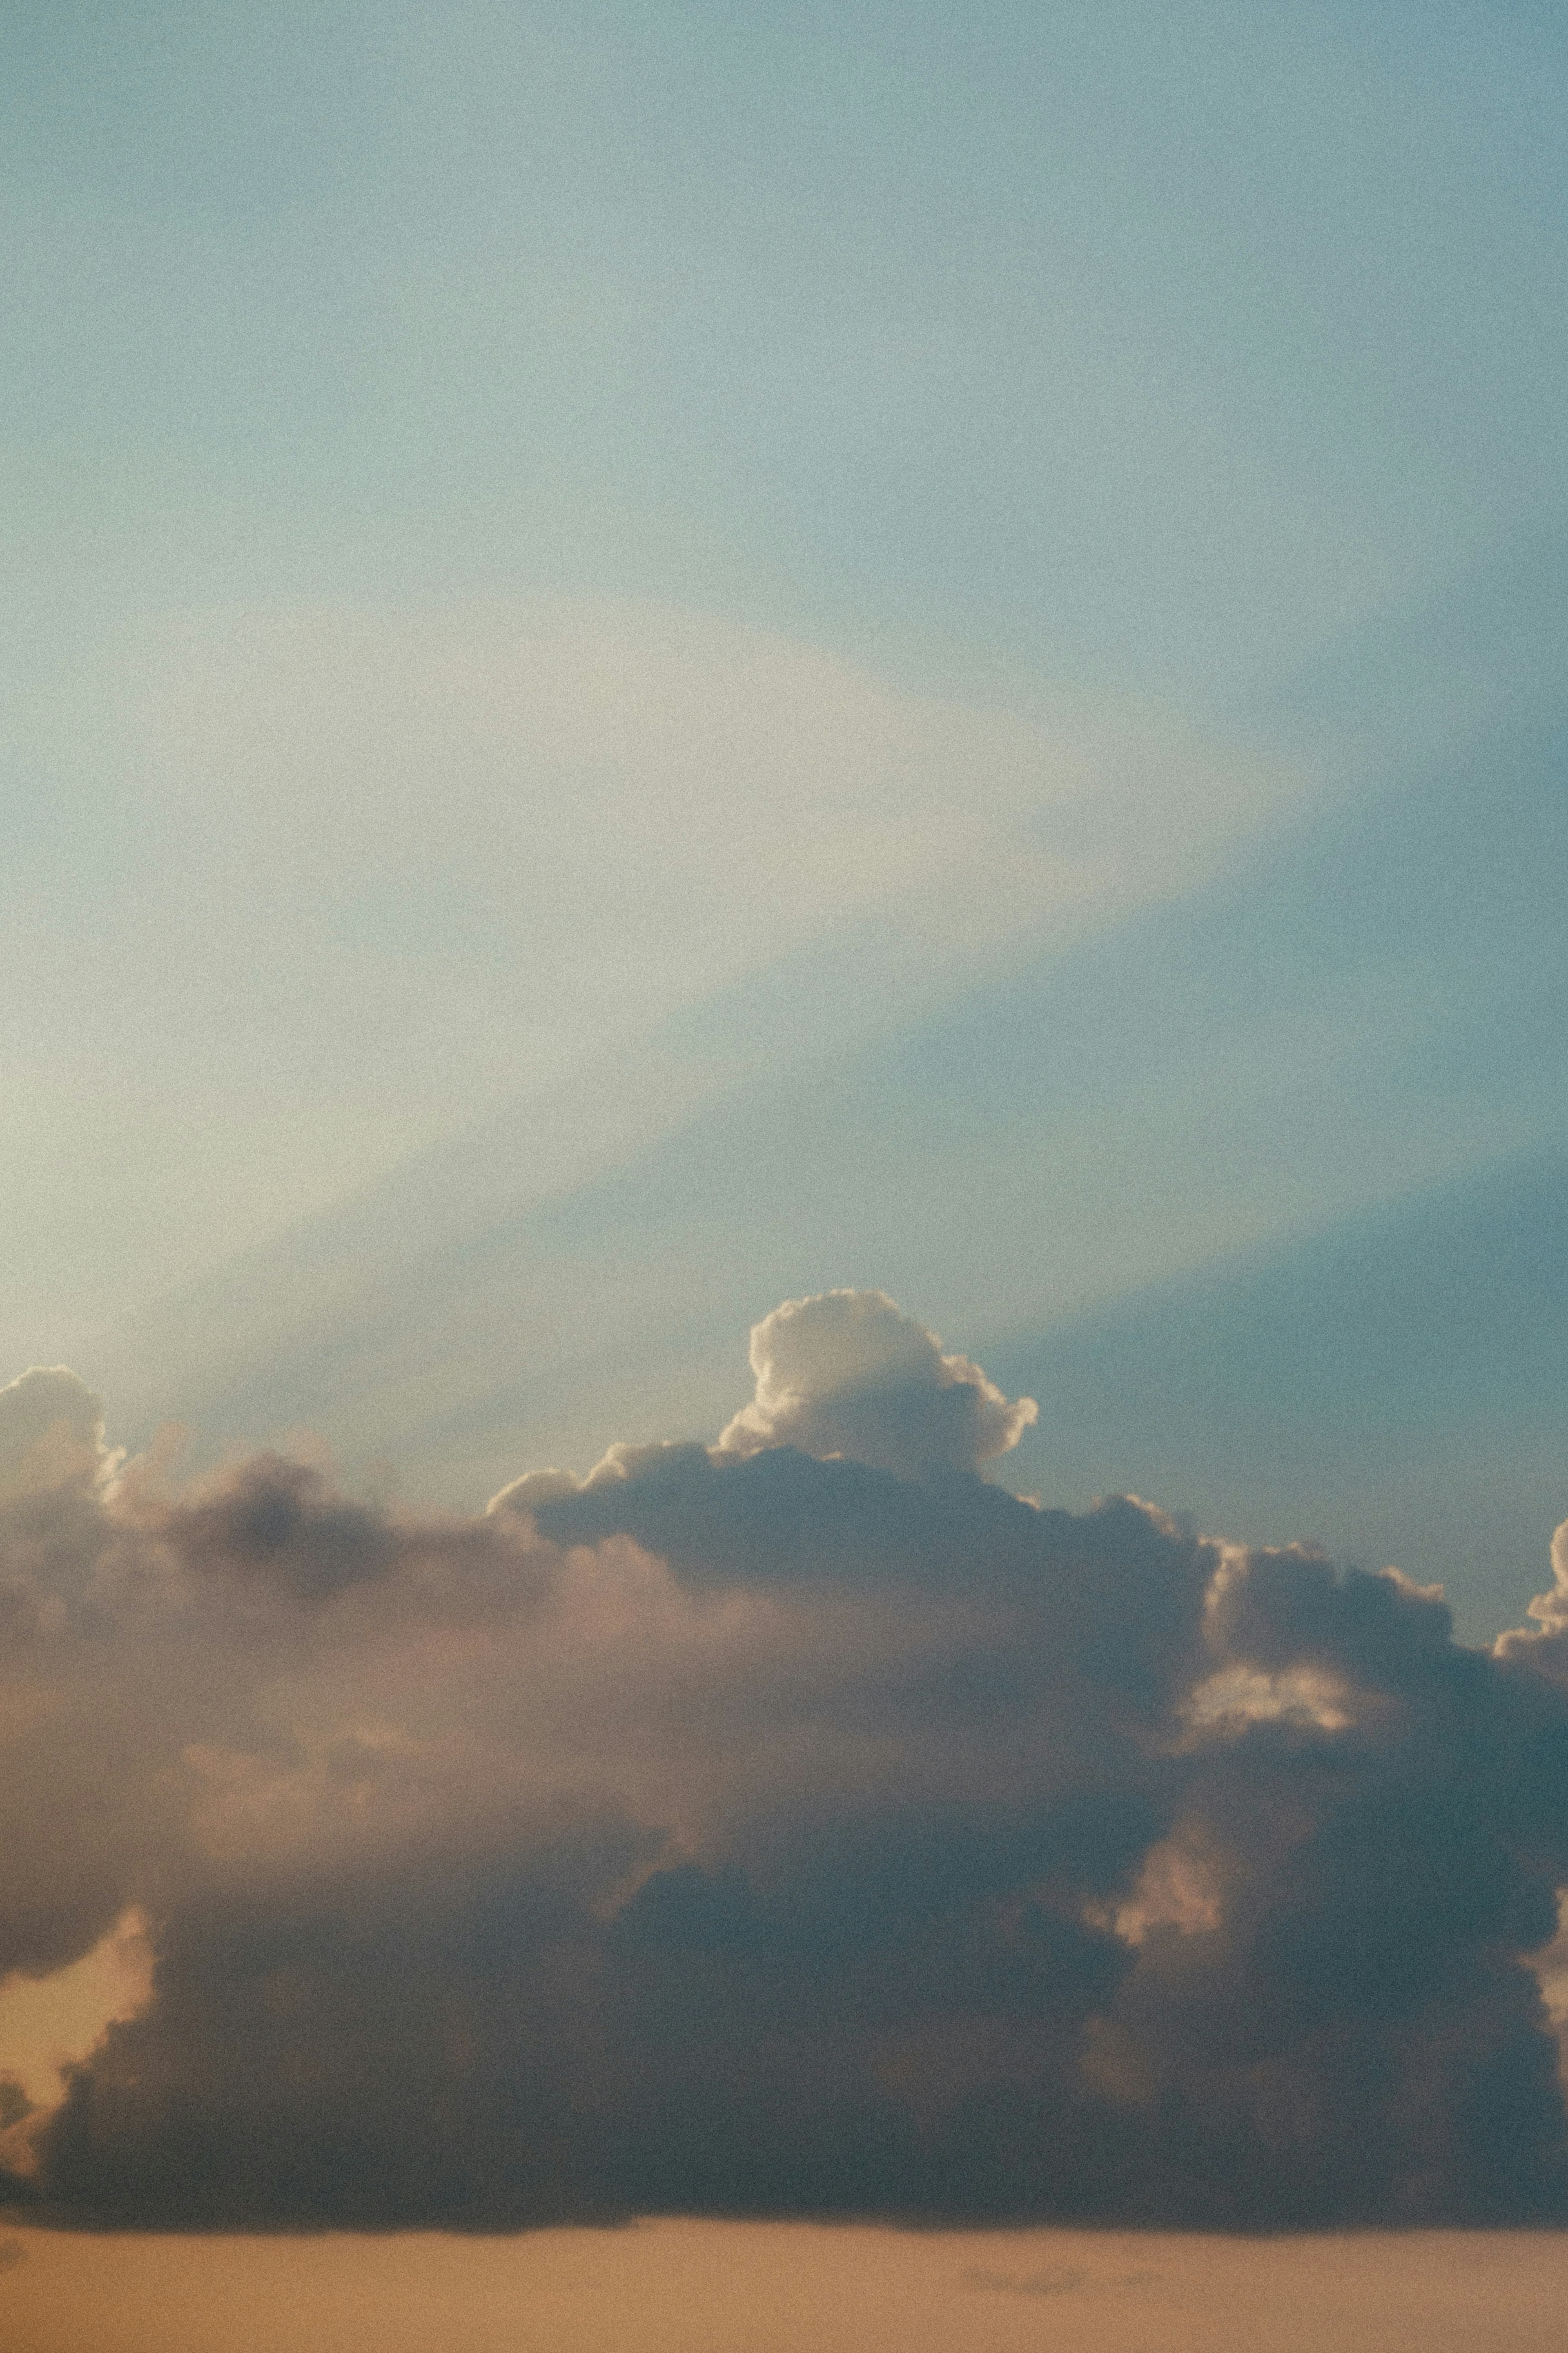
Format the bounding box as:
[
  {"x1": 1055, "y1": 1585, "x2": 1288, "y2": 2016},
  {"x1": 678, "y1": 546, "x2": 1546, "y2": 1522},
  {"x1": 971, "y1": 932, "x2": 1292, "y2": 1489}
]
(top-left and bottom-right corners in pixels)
[
  {"x1": 0, "y1": 1367, "x2": 109, "y2": 1504},
  {"x1": 717, "y1": 1288, "x2": 1038, "y2": 1478}
]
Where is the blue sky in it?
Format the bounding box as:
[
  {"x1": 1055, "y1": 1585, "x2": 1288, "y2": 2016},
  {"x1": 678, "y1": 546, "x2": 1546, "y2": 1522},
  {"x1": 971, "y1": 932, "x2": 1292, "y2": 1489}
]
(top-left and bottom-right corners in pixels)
[{"x1": 4, "y1": 0, "x2": 1566, "y2": 1635}]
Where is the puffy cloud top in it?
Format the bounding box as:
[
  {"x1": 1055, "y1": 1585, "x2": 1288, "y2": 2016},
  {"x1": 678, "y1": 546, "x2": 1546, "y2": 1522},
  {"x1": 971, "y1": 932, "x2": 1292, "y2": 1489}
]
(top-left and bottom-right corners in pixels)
[
  {"x1": 0, "y1": 1368, "x2": 107, "y2": 1504},
  {"x1": 716, "y1": 1289, "x2": 1038, "y2": 1478},
  {"x1": 1497, "y1": 1514, "x2": 1568, "y2": 1677},
  {"x1": 5, "y1": 1302, "x2": 1568, "y2": 2233}
]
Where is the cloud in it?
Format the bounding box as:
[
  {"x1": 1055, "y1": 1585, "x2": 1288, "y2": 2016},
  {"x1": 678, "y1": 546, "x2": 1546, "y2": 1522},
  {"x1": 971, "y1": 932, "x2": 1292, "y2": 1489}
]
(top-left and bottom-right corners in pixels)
[
  {"x1": 715, "y1": 1290, "x2": 1038, "y2": 1479},
  {"x1": 0, "y1": 1368, "x2": 109, "y2": 1505},
  {"x1": 5, "y1": 1299, "x2": 1568, "y2": 2229},
  {"x1": 1496, "y1": 1514, "x2": 1568, "y2": 1676},
  {"x1": 962, "y1": 2262, "x2": 1089, "y2": 2294}
]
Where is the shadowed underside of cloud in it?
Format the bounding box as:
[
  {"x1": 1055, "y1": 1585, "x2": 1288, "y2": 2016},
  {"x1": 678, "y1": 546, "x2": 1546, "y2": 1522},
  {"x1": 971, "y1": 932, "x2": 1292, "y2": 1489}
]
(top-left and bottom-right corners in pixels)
[{"x1": 5, "y1": 1298, "x2": 1568, "y2": 2231}]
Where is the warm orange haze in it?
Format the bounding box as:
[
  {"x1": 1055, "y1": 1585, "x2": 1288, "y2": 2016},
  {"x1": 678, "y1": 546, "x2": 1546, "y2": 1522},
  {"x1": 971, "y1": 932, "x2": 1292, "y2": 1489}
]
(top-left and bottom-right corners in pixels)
[{"x1": 3, "y1": 2222, "x2": 1568, "y2": 2353}]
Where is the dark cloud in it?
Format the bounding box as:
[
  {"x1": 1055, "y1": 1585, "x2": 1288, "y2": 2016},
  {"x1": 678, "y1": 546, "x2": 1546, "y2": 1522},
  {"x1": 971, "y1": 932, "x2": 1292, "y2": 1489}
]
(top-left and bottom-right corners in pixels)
[
  {"x1": 5, "y1": 1295, "x2": 1568, "y2": 2228},
  {"x1": 163, "y1": 1454, "x2": 403, "y2": 1599}
]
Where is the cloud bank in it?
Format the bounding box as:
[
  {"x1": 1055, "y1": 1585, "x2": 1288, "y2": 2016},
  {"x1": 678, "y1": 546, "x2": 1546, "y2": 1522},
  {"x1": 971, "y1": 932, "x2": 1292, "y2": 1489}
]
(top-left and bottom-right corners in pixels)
[{"x1": 4, "y1": 1302, "x2": 1568, "y2": 2229}]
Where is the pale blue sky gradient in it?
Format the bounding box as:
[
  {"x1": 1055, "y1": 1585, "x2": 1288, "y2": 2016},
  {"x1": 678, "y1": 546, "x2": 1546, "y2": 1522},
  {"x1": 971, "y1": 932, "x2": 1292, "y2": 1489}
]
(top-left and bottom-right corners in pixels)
[{"x1": 4, "y1": 1, "x2": 1566, "y2": 1633}]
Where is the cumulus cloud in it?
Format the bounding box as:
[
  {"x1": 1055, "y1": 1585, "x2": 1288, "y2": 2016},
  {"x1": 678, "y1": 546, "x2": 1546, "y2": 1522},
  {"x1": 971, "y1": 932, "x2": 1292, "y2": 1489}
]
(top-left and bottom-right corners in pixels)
[
  {"x1": 721, "y1": 1289, "x2": 1038, "y2": 1478},
  {"x1": 486, "y1": 1289, "x2": 1038, "y2": 1506},
  {"x1": 0, "y1": 1367, "x2": 110, "y2": 1504},
  {"x1": 1496, "y1": 1514, "x2": 1568, "y2": 1675},
  {"x1": 4, "y1": 1299, "x2": 1568, "y2": 2229}
]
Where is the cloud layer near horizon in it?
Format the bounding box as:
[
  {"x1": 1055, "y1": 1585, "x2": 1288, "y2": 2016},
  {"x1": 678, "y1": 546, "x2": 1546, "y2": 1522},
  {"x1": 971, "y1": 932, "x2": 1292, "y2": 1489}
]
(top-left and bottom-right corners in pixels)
[{"x1": 5, "y1": 1295, "x2": 1568, "y2": 2229}]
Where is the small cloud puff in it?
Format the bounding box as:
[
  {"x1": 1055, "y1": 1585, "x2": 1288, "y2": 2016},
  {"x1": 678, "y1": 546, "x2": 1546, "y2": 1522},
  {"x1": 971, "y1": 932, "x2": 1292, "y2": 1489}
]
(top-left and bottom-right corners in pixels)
[
  {"x1": 488, "y1": 1290, "x2": 1036, "y2": 1517},
  {"x1": 717, "y1": 1289, "x2": 1038, "y2": 1479},
  {"x1": 1495, "y1": 1516, "x2": 1568, "y2": 1674},
  {"x1": 0, "y1": 1368, "x2": 109, "y2": 1504}
]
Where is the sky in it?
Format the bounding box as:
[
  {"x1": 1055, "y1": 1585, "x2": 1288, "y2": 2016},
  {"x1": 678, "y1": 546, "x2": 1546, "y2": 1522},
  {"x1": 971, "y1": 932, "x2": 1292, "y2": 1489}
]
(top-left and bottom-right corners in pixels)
[{"x1": 4, "y1": 0, "x2": 1568, "y2": 2340}]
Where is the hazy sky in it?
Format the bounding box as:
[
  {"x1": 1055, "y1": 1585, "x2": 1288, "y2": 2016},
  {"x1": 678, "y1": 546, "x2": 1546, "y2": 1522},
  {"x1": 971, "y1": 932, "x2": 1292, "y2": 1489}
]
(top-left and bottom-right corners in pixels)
[
  {"x1": 4, "y1": 2221, "x2": 1568, "y2": 2353},
  {"x1": 5, "y1": 1, "x2": 1568, "y2": 2335},
  {"x1": 2, "y1": 0, "x2": 1563, "y2": 1635}
]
